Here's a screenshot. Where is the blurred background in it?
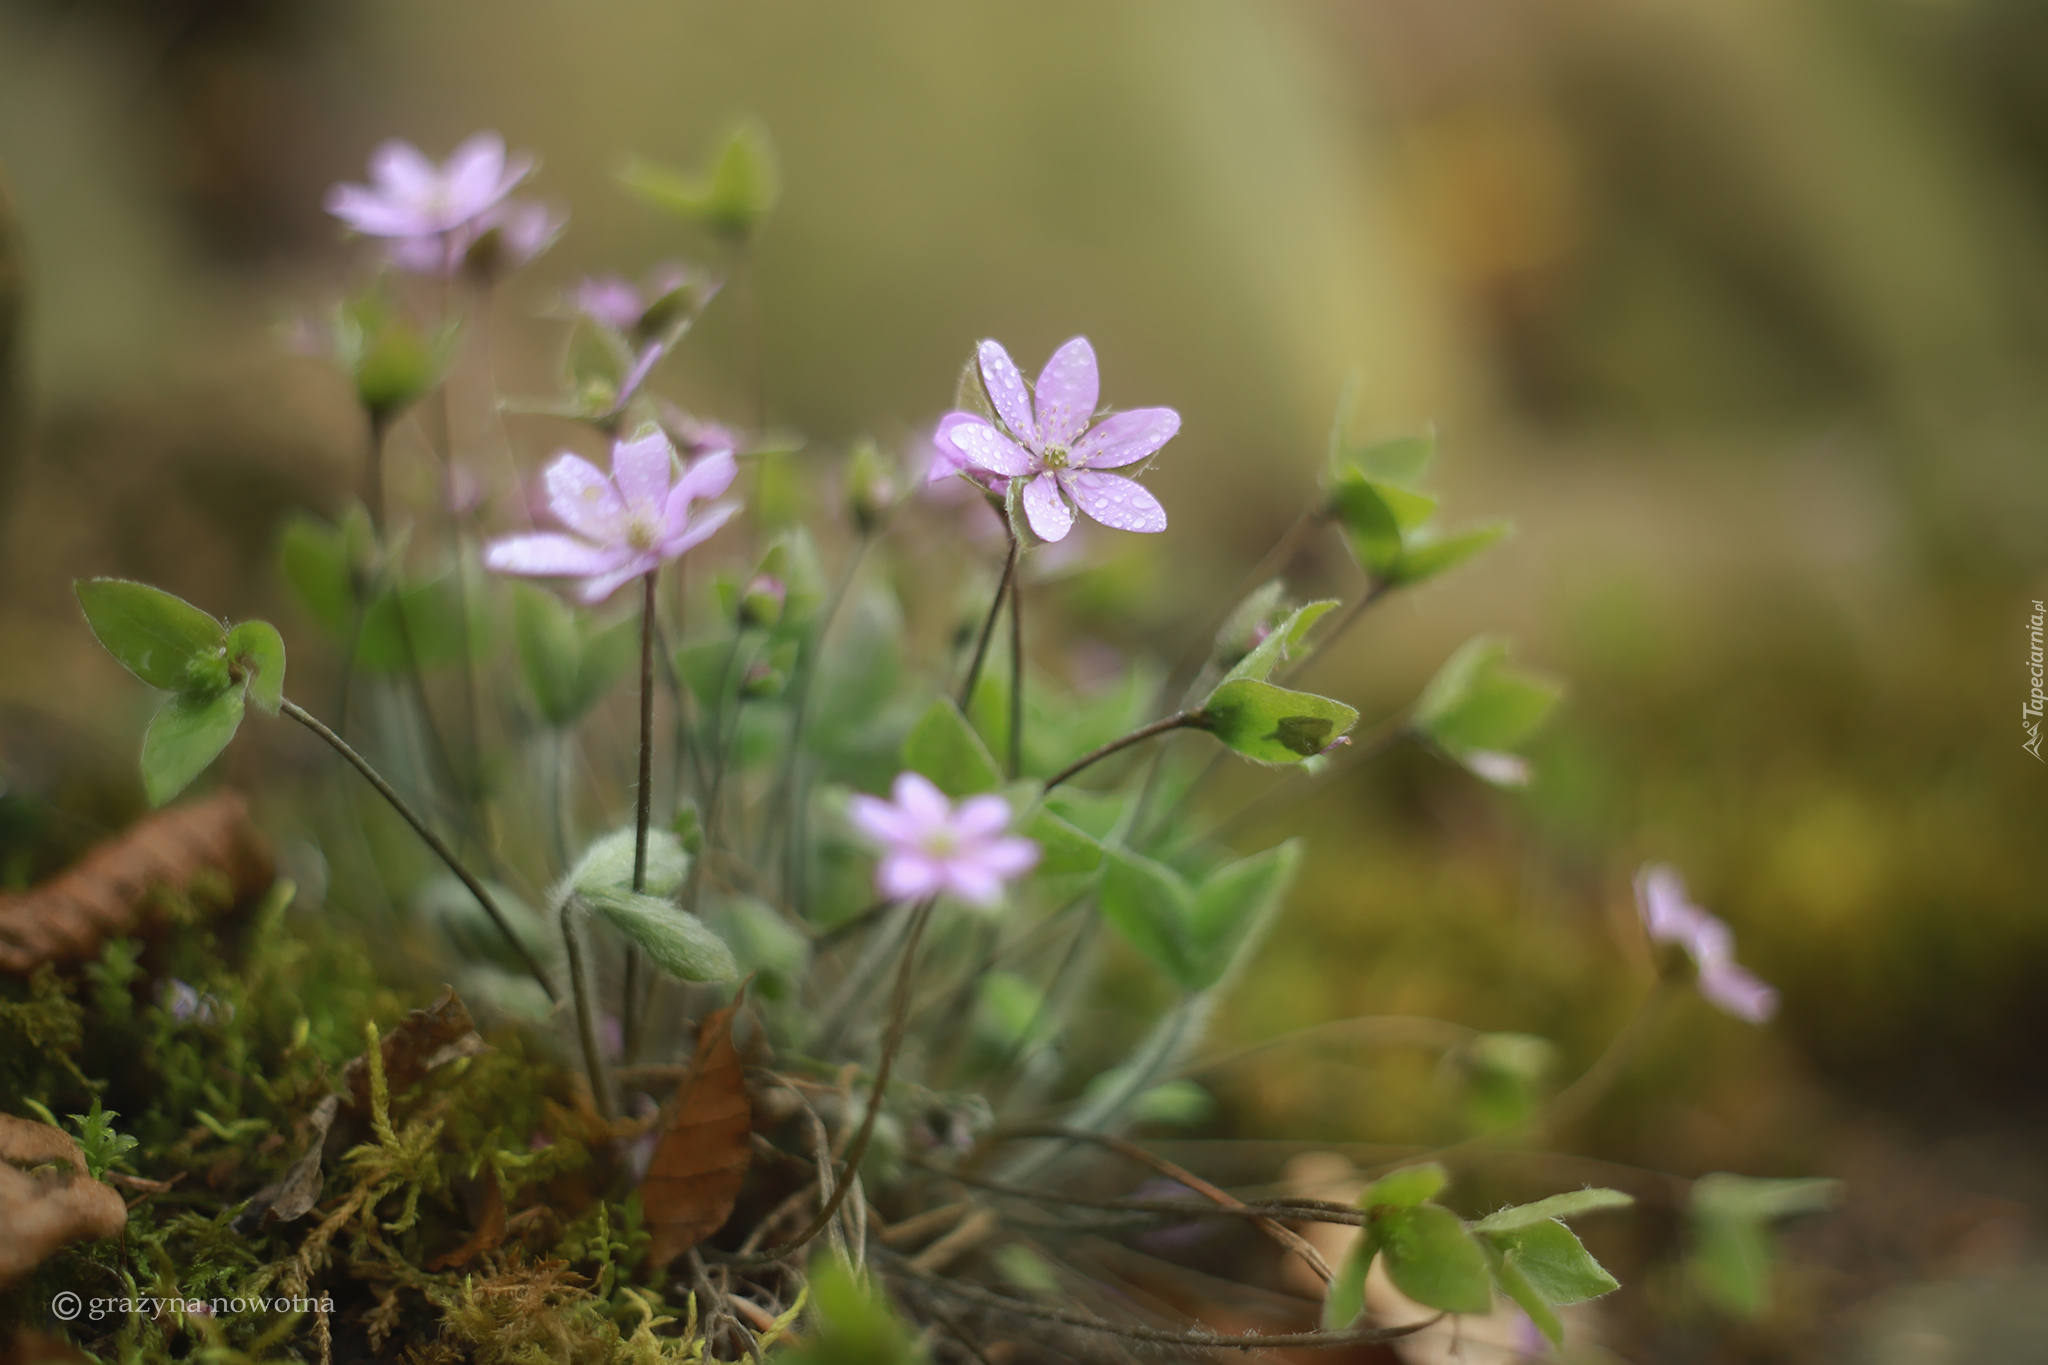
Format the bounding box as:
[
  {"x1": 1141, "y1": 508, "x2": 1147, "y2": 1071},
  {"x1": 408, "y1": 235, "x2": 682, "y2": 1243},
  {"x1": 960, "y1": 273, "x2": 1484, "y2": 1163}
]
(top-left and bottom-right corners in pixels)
[{"x1": 1, "y1": 0, "x2": 2045, "y2": 1358}]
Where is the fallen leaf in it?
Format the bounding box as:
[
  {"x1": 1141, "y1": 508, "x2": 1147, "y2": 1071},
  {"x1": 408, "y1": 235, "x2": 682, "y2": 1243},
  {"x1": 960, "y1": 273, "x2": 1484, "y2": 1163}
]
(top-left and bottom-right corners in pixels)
[
  {"x1": 0, "y1": 791, "x2": 272, "y2": 975},
  {"x1": 641, "y1": 997, "x2": 753, "y2": 1266},
  {"x1": 340, "y1": 987, "x2": 485, "y2": 1114},
  {"x1": 0, "y1": 1115, "x2": 128, "y2": 1290},
  {"x1": 2, "y1": 1328, "x2": 95, "y2": 1363},
  {"x1": 428, "y1": 1169, "x2": 507, "y2": 1270},
  {"x1": 230, "y1": 1093, "x2": 339, "y2": 1233}
]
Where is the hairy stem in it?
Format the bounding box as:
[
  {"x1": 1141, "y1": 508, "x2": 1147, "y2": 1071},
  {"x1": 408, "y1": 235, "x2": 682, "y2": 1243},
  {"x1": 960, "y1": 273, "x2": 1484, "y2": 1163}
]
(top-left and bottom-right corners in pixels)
[
  {"x1": 684, "y1": 627, "x2": 747, "y2": 914},
  {"x1": 956, "y1": 536, "x2": 1017, "y2": 713},
  {"x1": 561, "y1": 896, "x2": 615, "y2": 1121},
  {"x1": 1007, "y1": 553, "x2": 1024, "y2": 778},
  {"x1": 1043, "y1": 712, "x2": 1202, "y2": 791},
  {"x1": 281, "y1": 698, "x2": 555, "y2": 1001},
  {"x1": 625, "y1": 569, "x2": 658, "y2": 1061}
]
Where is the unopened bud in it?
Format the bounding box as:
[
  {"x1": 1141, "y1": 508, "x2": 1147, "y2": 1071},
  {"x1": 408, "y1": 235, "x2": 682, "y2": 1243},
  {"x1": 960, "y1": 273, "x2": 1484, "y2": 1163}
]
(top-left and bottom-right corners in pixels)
[
  {"x1": 847, "y1": 441, "x2": 897, "y2": 534},
  {"x1": 738, "y1": 574, "x2": 786, "y2": 628}
]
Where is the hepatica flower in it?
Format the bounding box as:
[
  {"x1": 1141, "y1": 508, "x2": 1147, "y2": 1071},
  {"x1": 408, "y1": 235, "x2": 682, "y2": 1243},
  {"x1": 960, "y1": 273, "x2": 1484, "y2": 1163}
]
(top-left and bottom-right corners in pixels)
[
  {"x1": 935, "y1": 337, "x2": 1179, "y2": 543},
  {"x1": 485, "y1": 428, "x2": 738, "y2": 603},
  {"x1": 327, "y1": 133, "x2": 557, "y2": 276},
  {"x1": 1635, "y1": 863, "x2": 1779, "y2": 1023},
  {"x1": 850, "y1": 771, "x2": 1039, "y2": 907}
]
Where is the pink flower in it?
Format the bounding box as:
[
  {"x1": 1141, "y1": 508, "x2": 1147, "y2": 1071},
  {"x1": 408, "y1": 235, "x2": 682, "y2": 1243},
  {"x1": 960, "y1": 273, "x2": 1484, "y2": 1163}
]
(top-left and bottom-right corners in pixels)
[
  {"x1": 1635, "y1": 864, "x2": 1778, "y2": 1023},
  {"x1": 572, "y1": 263, "x2": 715, "y2": 335},
  {"x1": 484, "y1": 427, "x2": 738, "y2": 603},
  {"x1": 327, "y1": 132, "x2": 533, "y2": 241},
  {"x1": 849, "y1": 772, "x2": 1039, "y2": 907},
  {"x1": 937, "y1": 337, "x2": 1179, "y2": 542}
]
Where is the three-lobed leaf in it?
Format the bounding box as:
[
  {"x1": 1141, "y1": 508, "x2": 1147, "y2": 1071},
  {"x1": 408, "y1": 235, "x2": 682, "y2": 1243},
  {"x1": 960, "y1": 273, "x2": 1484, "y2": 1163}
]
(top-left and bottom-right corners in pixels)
[
  {"x1": 1320, "y1": 1226, "x2": 1380, "y2": 1329},
  {"x1": 1099, "y1": 847, "x2": 1196, "y2": 988},
  {"x1": 1379, "y1": 1203, "x2": 1493, "y2": 1315},
  {"x1": 76, "y1": 579, "x2": 229, "y2": 695},
  {"x1": 513, "y1": 584, "x2": 638, "y2": 727},
  {"x1": 1686, "y1": 1174, "x2": 1841, "y2": 1318},
  {"x1": 1358, "y1": 1162, "x2": 1450, "y2": 1210},
  {"x1": 1217, "y1": 599, "x2": 1338, "y2": 687},
  {"x1": 1413, "y1": 636, "x2": 1562, "y2": 772},
  {"x1": 619, "y1": 123, "x2": 780, "y2": 240},
  {"x1": 1200, "y1": 678, "x2": 1358, "y2": 765},
  {"x1": 1485, "y1": 1217, "x2": 1619, "y2": 1306},
  {"x1": 585, "y1": 889, "x2": 737, "y2": 982},
  {"x1": 1185, "y1": 839, "x2": 1300, "y2": 990}
]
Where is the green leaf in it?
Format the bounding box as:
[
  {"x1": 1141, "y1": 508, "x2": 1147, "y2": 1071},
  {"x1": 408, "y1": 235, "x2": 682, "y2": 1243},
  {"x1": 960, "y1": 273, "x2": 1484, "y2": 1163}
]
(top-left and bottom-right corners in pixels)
[
  {"x1": 1486, "y1": 1217, "x2": 1619, "y2": 1305},
  {"x1": 619, "y1": 123, "x2": 780, "y2": 240},
  {"x1": 585, "y1": 889, "x2": 737, "y2": 982},
  {"x1": 416, "y1": 877, "x2": 550, "y2": 977},
  {"x1": 1394, "y1": 521, "x2": 1510, "y2": 586},
  {"x1": 336, "y1": 291, "x2": 454, "y2": 418},
  {"x1": 567, "y1": 828, "x2": 690, "y2": 901},
  {"x1": 1217, "y1": 599, "x2": 1338, "y2": 686},
  {"x1": 1348, "y1": 430, "x2": 1436, "y2": 486},
  {"x1": 1185, "y1": 840, "x2": 1301, "y2": 990},
  {"x1": 1686, "y1": 1174, "x2": 1841, "y2": 1318},
  {"x1": 1358, "y1": 1162, "x2": 1450, "y2": 1210},
  {"x1": 1473, "y1": 1188, "x2": 1633, "y2": 1233},
  {"x1": 1379, "y1": 1203, "x2": 1493, "y2": 1315},
  {"x1": 357, "y1": 576, "x2": 467, "y2": 673},
  {"x1": 1321, "y1": 1225, "x2": 1380, "y2": 1329},
  {"x1": 76, "y1": 579, "x2": 229, "y2": 695},
  {"x1": 1199, "y1": 679, "x2": 1359, "y2": 765},
  {"x1": 1326, "y1": 470, "x2": 1405, "y2": 578},
  {"x1": 226, "y1": 620, "x2": 285, "y2": 716},
  {"x1": 513, "y1": 585, "x2": 637, "y2": 726},
  {"x1": 141, "y1": 689, "x2": 245, "y2": 806},
  {"x1": 1024, "y1": 807, "x2": 1103, "y2": 877},
  {"x1": 1413, "y1": 636, "x2": 1562, "y2": 757},
  {"x1": 902, "y1": 697, "x2": 1003, "y2": 796},
  {"x1": 279, "y1": 514, "x2": 358, "y2": 635},
  {"x1": 1099, "y1": 847, "x2": 1196, "y2": 989},
  {"x1": 1487, "y1": 1243, "x2": 1565, "y2": 1345}
]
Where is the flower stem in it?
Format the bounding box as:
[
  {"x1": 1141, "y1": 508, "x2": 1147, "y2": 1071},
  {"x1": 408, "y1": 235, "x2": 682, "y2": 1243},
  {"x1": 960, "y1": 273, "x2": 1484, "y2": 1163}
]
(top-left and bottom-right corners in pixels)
[
  {"x1": 684, "y1": 627, "x2": 747, "y2": 915},
  {"x1": 1043, "y1": 712, "x2": 1203, "y2": 791},
  {"x1": 1007, "y1": 551, "x2": 1024, "y2": 778},
  {"x1": 561, "y1": 895, "x2": 615, "y2": 1121},
  {"x1": 956, "y1": 536, "x2": 1018, "y2": 713},
  {"x1": 625, "y1": 568, "x2": 658, "y2": 1061},
  {"x1": 280, "y1": 698, "x2": 555, "y2": 1002}
]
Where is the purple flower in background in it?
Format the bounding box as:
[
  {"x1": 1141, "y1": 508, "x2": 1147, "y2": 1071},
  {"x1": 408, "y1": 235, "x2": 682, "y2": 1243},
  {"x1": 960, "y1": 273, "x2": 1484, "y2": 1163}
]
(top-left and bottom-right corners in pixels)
[
  {"x1": 161, "y1": 978, "x2": 233, "y2": 1026},
  {"x1": 572, "y1": 263, "x2": 713, "y2": 334},
  {"x1": 1635, "y1": 863, "x2": 1779, "y2": 1023},
  {"x1": 327, "y1": 132, "x2": 532, "y2": 242},
  {"x1": 484, "y1": 427, "x2": 738, "y2": 603},
  {"x1": 575, "y1": 274, "x2": 648, "y2": 332},
  {"x1": 937, "y1": 337, "x2": 1179, "y2": 542},
  {"x1": 849, "y1": 772, "x2": 1039, "y2": 907}
]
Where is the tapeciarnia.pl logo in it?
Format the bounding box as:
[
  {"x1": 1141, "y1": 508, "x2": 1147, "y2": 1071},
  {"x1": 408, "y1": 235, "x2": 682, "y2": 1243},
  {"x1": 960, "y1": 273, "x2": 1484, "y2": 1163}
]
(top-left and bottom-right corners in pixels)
[{"x1": 2026, "y1": 599, "x2": 2044, "y2": 761}]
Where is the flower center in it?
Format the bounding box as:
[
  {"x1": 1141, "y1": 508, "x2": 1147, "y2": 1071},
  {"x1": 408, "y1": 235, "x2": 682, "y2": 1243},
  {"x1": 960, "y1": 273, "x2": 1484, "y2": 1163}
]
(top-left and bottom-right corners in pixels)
[
  {"x1": 624, "y1": 512, "x2": 660, "y2": 551},
  {"x1": 920, "y1": 828, "x2": 961, "y2": 859},
  {"x1": 1042, "y1": 443, "x2": 1071, "y2": 469}
]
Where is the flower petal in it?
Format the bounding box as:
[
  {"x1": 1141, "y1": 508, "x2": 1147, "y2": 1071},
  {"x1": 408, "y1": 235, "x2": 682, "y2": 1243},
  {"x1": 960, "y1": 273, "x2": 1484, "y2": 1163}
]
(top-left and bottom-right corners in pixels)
[
  {"x1": 673, "y1": 448, "x2": 738, "y2": 506},
  {"x1": 576, "y1": 556, "x2": 658, "y2": 604},
  {"x1": 1066, "y1": 471, "x2": 1166, "y2": 533},
  {"x1": 1033, "y1": 337, "x2": 1099, "y2": 450},
  {"x1": 368, "y1": 139, "x2": 438, "y2": 198},
  {"x1": 927, "y1": 412, "x2": 980, "y2": 484},
  {"x1": 545, "y1": 453, "x2": 628, "y2": 543},
  {"x1": 1071, "y1": 407, "x2": 1179, "y2": 469},
  {"x1": 386, "y1": 232, "x2": 457, "y2": 274},
  {"x1": 849, "y1": 793, "x2": 922, "y2": 847},
  {"x1": 944, "y1": 862, "x2": 1005, "y2": 908},
  {"x1": 1697, "y1": 960, "x2": 1778, "y2": 1023},
  {"x1": 977, "y1": 836, "x2": 1041, "y2": 878},
  {"x1": 658, "y1": 499, "x2": 739, "y2": 559},
  {"x1": 483, "y1": 533, "x2": 626, "y2": 578},
  {"x1": 611, "y1": 427, "x2": 676, "y2": 515},
  {"x1": 946, "y1": 418, "x2": 1036, "y2": 478},
  {"x1": 324, "y1": 184, "x2": 430, "y2": 238},
  {"x1": 879, "y1": 852, "x2": 945, "y2": 901},
  {"x1": 443, "y1": 131, "x2": 522, "y2": 225},
  {"x1": 891, "y1": 771, "x2": 952, "y2": 829},
  {"x1": 951, "y1": 795, "x2": 1013, "y2": 840},
  {"x1": 1022, "y1": 472, "x2": 1075, "y2": 542},
  {"x1": 977, "y1": 340, "x2": 1038, "y2": 447}
]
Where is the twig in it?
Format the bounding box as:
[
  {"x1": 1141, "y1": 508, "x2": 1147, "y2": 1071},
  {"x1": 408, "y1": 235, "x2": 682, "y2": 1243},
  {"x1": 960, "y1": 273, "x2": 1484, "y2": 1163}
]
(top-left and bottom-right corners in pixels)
[{"x1": 1043, "y1": 712, "x2": 1202, "y2": 791}]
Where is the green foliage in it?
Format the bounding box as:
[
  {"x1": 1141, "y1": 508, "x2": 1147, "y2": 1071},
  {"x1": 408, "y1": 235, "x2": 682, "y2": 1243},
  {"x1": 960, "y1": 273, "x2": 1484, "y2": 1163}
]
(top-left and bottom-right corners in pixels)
[
  {"x1": 585, "y1": 888, "x2": 739, "y2": 982},
  {"x1": 1359, "y1": 1162, "x2": 1450, "y2": 1209},
  {"x1": 1457, "y1": 1032, "x2": 1558, "y2": 1133},
  {"x1": 1321, "y1": 421, "x2": 1509, "y2": 589},
  {"x1": 140, "y1": 689, "x2": 245, "y2": 806},
  {"x1": 226, "y1": 621, "x2": 286, "y2": 716},
  {"x1": 76, "y1": 578, "x2": 229, "y2": 695},
  {"x1": 1380, "y1": 1202, "x2": 1495, "y2": 1315},
  {"x1": 619, "y1": 122, "x2": 781, "y2": 241},
  {"x1": 1217, "y1": 599, "x2": 1337, "y2": 686},
  {"x1": 569, "y1": 827, "x2": 692, "y2": 901},
  {"x1": 901, "y1": 697, "x2": 1003, "y2": 796},
  {"x1": 1197, "y1": 678, "x2": 1358, "y2": 764},
  {"x1": 1099, "y1": 840, "x2": 1301, "y2": 992},
  {"x1": 333, "y1": 289, "x2": 456, "y2": 420},
  {"x1": 773, "y1": 1259, "x2": 926, "y2": 1365},
  {"x1": 1413, "y1": 635, "x2": 1562, "y2": 781},
  {"x1": 1473, "y1": 1187, "x2": 1634, "y2": 1233},
  {"x1": 513, "y1": 583, "x2": 640, "y2": 726},
  {"x1": 1688, "y1": 1173, "x2": 1842, "y2": 1317},
  {"x1": 278, "y1": 509, "x2": 365, "y2": 634},
  {"x1": 64, "y1": 1096, "x2": 139, "y2": 1178}
]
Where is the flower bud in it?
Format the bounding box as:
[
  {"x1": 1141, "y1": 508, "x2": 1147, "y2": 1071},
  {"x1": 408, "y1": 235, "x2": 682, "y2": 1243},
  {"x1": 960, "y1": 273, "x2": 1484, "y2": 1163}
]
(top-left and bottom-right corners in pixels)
[
  {"x1": 740, "y1": 660, "x2": 786, "y2": 699},
  {"x1": 738, "y1": 574, "x2": 786, "y2": 629},
  {"x1": 847, "y1": 440, "x2": 897, "y2": 534}
]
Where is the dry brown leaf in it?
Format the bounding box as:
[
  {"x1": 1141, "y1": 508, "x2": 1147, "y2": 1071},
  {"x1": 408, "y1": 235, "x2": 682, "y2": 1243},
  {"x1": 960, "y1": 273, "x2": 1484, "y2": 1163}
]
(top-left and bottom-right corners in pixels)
[
  {"x1": 0, "y1": 791, "x2": 272, "y2": 975},
  {"x1": 1, "y1": 1328, "x2": 96, "y2": 1363},
  {"x1": 339, "y1": 987, "x2": 484, "y2": 1113},
  {"x1": 231, "y1": 1093, "x2": 340, "y2": 1233},
  {"x1": 427, "y1": 1169, "x2": 507, "y2": 1271},
  {"x1": 0, "y1": 1115, "x2": 128, "y2": 1290},
  {"x1": 641, "y1": 999, "x2": 753, "y2": 1266}
]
